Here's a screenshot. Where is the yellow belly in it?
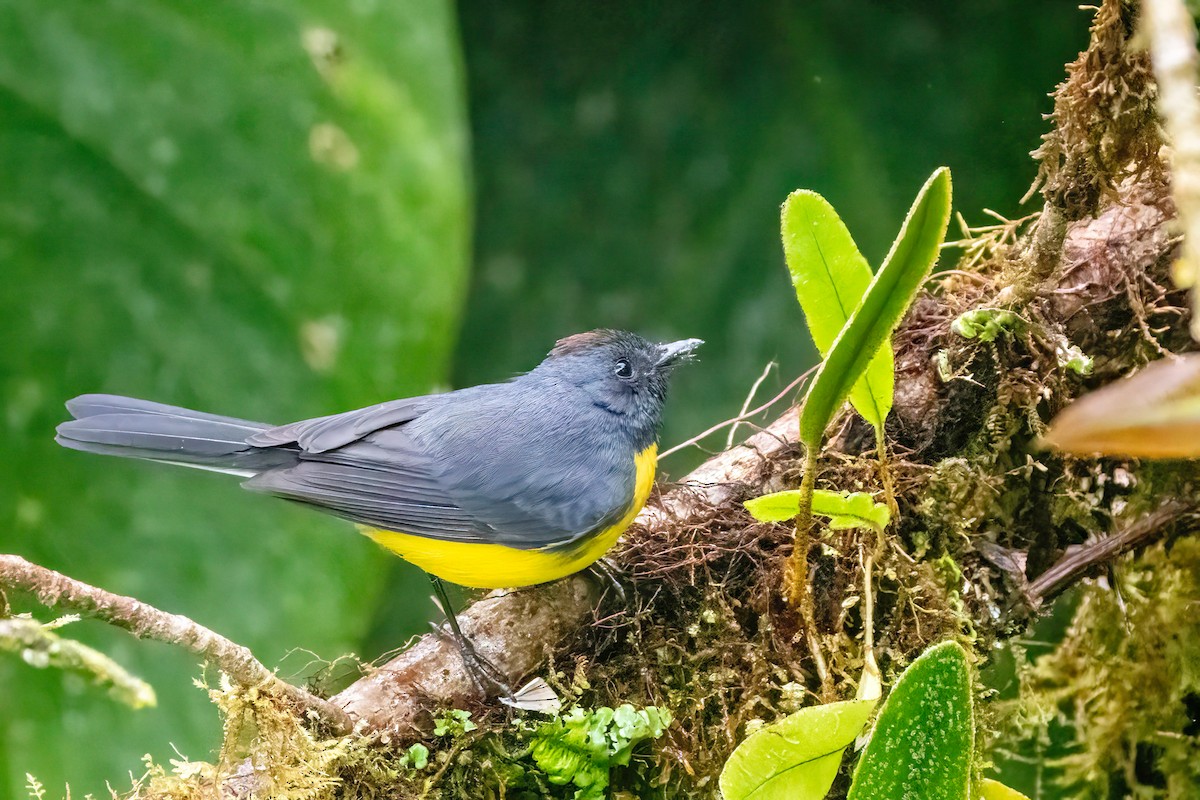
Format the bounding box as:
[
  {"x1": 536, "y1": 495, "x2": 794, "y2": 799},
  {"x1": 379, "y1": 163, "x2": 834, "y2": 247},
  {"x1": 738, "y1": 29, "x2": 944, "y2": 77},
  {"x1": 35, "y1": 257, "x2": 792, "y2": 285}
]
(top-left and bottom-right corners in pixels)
[{"x1": 362, "y1": 444, "x2": 658, "y2": 589}]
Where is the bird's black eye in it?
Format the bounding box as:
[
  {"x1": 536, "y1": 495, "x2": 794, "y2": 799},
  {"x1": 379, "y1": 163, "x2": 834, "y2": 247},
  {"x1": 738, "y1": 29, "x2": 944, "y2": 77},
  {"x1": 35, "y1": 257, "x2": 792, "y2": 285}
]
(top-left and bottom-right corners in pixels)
[{"x1": 614, "y1": 358, "x2": 634, "y2": 379}]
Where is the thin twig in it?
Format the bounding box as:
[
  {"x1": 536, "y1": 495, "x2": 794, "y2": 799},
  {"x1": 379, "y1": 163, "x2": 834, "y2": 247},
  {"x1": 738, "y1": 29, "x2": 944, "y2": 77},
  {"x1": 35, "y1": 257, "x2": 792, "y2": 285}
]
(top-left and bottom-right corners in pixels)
[
  {"x1": 875, "y1": 427, "x2": 897, "y2": 517},
  {"x1": 856, "y1": 540, "x2": 882, "y2": 701},
  {"x1": 725, "y1": 362, "x2": 777, "y2": 450},
  {"x1": 0, "y1": 554, "x2": 353, "y2": 734},
  {"x1": 0, "y1": 614, "x2": 157, "y2": 708},
  {"x1": 660, "y1": 365, "x2": 815, "y2": 459}
]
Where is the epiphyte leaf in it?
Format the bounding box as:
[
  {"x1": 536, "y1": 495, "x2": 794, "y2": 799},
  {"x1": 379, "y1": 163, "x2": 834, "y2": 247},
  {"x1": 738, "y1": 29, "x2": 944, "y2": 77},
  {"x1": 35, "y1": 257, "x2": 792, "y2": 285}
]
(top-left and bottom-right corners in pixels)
[
  {"x1": 719, "y1": 698, "x2": 877, "y2": 800},
  {"x1": 1043, "y1": 354, "x2": 1200, "y2": 457},
  {"x1": 783, "y1": 190, "x2": 894, "y2": 429},
  {"x1": 847, "y1": 640, "x2": 974, "y2": 800},
  {"x1": 799, "y1": 168, "x2": 952, "y2": 448},
  {"x1": 745, "y1": 489, "x2": 891, "y2": 532}
]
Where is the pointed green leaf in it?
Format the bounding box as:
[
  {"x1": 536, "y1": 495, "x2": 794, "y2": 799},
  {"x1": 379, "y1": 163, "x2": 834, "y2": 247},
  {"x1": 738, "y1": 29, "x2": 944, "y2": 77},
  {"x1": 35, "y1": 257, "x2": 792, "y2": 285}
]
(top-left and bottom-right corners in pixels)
[
  {"x1": 720, "y1": 699, "x2": 877, "y2": 800},
  {"x1": 800, "y1": 168, "x2": 952, "y2": 448},
  {"x1": 847, "y1": 641, "x2": 974, "y2": 800},
  {"x1": 744, "y1": 491, "x2": 806, "y2": 522},
  {"x1": 783, "y1": 191, "x2": 894, "y2": 429},
  {"x1": 978, "y1": 779, "x2": 1032, "y2": 800},
  {"x1": 745, "y1": 490, "x2": 890, "y2": 532}
]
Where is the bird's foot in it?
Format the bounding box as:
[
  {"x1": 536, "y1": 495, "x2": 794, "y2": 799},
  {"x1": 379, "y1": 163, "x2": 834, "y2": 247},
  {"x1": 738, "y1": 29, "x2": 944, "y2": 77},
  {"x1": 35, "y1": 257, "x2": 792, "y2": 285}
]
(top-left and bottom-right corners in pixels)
[
  {"x1": 450, "y1": 636, "x2": 562, "y2": 712},
  {"x1": 588, "y1": 556, "x2": 630, "y2": 606},
  {"x1": 427, "y1": 618, "x2": 514, "y2": 698},
  {"x1": 453, "y1": 634, "x2": 515, "y2": 699}
]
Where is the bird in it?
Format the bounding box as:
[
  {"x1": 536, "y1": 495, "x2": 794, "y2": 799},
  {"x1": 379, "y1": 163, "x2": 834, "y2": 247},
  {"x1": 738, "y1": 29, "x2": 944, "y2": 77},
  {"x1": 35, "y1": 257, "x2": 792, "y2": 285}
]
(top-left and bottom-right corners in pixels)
[{"x1": 55, "y1": 329, "x2": 701, "y2": 700}]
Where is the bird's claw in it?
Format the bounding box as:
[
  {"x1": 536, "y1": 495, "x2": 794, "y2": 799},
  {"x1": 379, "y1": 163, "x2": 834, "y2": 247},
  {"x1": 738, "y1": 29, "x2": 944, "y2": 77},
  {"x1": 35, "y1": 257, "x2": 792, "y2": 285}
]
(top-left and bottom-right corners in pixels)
[{"x1": 588, "y1": 557, "x2": 630, "y2": 606}]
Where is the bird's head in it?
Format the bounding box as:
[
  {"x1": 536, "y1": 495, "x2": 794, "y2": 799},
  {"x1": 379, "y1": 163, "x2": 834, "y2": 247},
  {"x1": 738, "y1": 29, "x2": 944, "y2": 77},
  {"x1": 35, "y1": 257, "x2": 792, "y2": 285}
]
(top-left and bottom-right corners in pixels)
[{"x1": 534, "y1": 329, "x2": 702, "y2": 449}]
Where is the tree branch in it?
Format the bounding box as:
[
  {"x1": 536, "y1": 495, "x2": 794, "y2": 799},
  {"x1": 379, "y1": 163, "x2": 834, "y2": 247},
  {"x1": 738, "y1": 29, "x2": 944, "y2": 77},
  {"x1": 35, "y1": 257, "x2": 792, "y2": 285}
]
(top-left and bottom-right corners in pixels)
[
  {"x1": 0, "y1": 554, "x2": 353, "y2": 734},
  {"x1": 0, "y1": 614, "x2": 156, "y2": 709},
  {"x1": 1023, "y1": 500, "x2": 1196, "y2": 608}
]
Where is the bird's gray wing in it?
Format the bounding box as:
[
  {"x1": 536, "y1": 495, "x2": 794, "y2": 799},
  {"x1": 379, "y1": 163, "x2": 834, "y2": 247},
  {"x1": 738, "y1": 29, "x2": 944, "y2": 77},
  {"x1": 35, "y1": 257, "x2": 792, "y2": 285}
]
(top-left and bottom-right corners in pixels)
[
  {"x1": 243, "y1": 393, "x2": 635, "y2": 550},
  {"x1": 242, "y1": 430, "x2": 491, "y2": 540},
  {"x1": 246, "y1": 396, "x2": 437, "y2": 453}
]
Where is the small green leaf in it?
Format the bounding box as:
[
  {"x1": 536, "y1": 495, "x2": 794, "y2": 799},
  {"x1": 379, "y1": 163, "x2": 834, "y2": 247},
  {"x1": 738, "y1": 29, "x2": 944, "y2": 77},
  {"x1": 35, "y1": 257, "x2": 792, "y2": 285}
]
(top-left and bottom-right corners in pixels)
[
  {"x1": 950, "y1": 309, "x2": 1023, "y2": 342},
  {"x1": 1043, "y1": 354, "x2": 1200, "y2": 457},
  {"x1": 847, "y1": 641, "x2": 974, "y2": 800},
  {"x1": 433, "y1": 708, "x2": 477, "y2": 737},
  {"x1": 1055, "y1": 341, "x2": 1094, "y2": 376},
  {"x1": 745, "y1": 490, "x2": 890, "y2": 532},
  {"x1": 977, "y1": 779, "x2": 1032, "y2": 800},
  {"x1": 744, "y1": 491, "x2": 806, "y2": 522},
  {"x1": 531, "y1": 704, "x2": 672, "y2": 800},
  {"x1": 399, "y1": 743, "x2": 429, "y2": 770},
  {"x1": 800, "y1": 168, "x2": 952, "y2": 448},
  {"x1": 782, "y1": 191, "x2": 894, "y2": 429},
  {"x1": 719, "y1": 699, "x2": 877, "y2": 800}
]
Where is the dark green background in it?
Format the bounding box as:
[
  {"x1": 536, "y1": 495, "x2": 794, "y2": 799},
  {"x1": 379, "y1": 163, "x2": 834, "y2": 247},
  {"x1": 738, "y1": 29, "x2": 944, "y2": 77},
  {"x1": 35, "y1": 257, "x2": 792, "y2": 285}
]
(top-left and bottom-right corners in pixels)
[{"x1": 1, "y1": 1, "x2": 1085, "y2": 795}]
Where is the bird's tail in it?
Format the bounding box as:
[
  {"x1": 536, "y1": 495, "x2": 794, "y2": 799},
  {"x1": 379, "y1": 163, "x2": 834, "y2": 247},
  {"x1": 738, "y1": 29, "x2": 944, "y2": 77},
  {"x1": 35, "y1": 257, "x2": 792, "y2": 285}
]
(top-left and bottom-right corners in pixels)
[{"x1": 55, "y1": 394, "x2": 296, "y2": 477}]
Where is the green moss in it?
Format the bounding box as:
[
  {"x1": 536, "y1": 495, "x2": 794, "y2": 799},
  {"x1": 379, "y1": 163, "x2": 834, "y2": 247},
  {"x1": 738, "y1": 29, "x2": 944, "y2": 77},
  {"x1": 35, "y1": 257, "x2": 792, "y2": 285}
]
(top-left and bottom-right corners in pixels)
[{"x1": 999, "y1": 539, "x2": 1200, "y2": 797}]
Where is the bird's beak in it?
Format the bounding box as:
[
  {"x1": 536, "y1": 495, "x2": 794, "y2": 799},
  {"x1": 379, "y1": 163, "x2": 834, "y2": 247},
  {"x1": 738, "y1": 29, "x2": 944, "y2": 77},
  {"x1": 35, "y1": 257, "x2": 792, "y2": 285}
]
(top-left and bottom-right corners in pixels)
[{"x1": 655, "y1": 338, "x2": 704, "y2": 368}]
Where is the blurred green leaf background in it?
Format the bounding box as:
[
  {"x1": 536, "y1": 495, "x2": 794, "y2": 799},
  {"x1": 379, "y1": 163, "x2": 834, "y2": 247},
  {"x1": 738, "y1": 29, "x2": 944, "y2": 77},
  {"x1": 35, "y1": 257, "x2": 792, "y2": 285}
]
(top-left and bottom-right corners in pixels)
[{"x1": 0, "y1": 0, "x2": 1084, "y2": 795}]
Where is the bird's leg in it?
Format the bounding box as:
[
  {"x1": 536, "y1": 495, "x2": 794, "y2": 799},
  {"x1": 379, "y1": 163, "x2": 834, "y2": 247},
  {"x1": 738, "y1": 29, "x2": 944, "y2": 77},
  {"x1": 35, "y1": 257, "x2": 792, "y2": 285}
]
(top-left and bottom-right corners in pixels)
[
  {"x1": 429, "y1": 576, "x2": 515, "y2": 699},
  {"x1": 587, "y1": 556, "x2": 630, "y2": 606}
]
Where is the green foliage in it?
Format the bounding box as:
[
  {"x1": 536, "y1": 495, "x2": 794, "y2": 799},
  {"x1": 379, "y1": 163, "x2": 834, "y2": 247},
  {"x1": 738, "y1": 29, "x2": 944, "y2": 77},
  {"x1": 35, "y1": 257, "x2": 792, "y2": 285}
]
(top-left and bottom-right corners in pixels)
[
  {"x1": 1055, "y1": 341, "x2": 1094, "y2": 376},
  {"x1": 0, "y1": 1, "x2": 469, "y2": 793},
  {"x1": 782, "y1": 190, "x2": 894, "y2": 430},
  {"x1": 745, "y1": 490, "x2": 890, "y2": 532},
  {"x1": 950, "y1": 309, "x2": 1024, "y2": 342},
  {"x1": 847, "y1": 641, "x2": 974, "y2": 800},
  {"x1": 800, "y1": 168, "x2": 953, "y2": 448},
  {"x1": 433, "y1": 708, "x2": 479, "y2": 737},
  {"x1": 718, "y1": 698, "x2": 877, "y2": 800},
  {"x1": 399, "y1": 743, "x2": 430, "y2": 770},
  {"x1": 530, "y1": 704, "x2": 672, "y2": 800},
  {"x1": 716, "y1": 641, "x2": 984, "y2": 800}
]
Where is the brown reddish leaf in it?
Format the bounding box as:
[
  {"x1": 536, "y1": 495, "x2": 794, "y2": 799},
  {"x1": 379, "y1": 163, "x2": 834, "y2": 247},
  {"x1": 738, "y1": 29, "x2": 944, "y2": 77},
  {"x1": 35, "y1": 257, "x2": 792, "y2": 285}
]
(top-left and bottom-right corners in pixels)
[{"x1": 1044, "y1": 355, "x2": 1200, "y2": 457}]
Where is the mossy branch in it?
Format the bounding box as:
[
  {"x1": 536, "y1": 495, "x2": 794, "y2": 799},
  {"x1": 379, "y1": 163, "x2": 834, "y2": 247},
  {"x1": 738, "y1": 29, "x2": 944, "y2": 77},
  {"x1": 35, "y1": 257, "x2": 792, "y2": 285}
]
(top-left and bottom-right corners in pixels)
[
  {"x1": 0, "y1": 614, "x2": 156, "y2": 708},
  {"x1": 334, "y1": 405, "x2": 804, "y2": 738},
  {"x1": 0, "y1": 554, "x2": 352, "y2": 734}
]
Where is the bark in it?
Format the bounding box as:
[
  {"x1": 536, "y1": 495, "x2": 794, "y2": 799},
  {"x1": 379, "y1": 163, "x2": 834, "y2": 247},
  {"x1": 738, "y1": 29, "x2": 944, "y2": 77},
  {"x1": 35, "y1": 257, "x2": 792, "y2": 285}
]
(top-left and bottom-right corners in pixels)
[{"x1": 0, "y1": 554, "x2": 353, "y2": 733}]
